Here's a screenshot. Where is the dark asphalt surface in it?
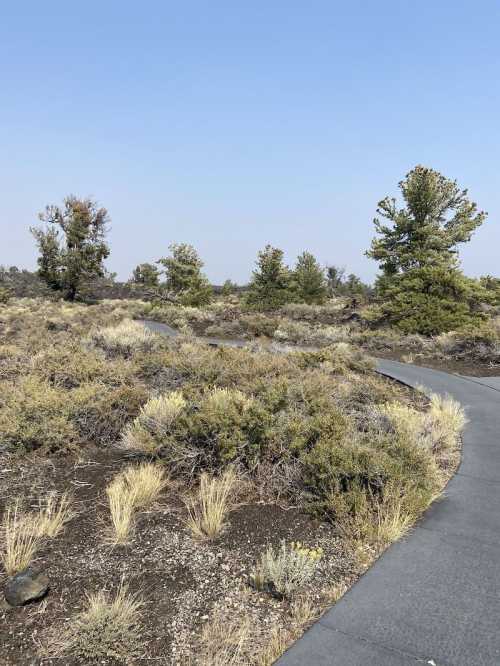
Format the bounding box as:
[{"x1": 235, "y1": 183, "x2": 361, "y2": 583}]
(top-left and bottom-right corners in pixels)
[
  {"x1": 141, "y1": 321, "x2": 500, "y2": 665},
  {"x1": 278, "y1": 360, "x2": 500, "y2": 666}
]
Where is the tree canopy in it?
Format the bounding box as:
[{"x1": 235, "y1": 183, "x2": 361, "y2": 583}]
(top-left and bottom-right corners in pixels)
[
  {"x1": 157, "y1": 243, "x2": 212, "y2": 306},
  {"x1": 367, "y1": 166, "x2": 487, "y2": 334},
  {"x1": 292, "y1": 251, "x2": 328, "y2": 304},
  {"x1": 31, "y1": 196, "x2": 110, "y2": 301},
  {"x1": 245, "y1": 245, "x2": 293, "y2": 310}
]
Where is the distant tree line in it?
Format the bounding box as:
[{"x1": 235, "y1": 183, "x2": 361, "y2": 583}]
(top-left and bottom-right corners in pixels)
[{"x1": 17, "y1": 164, "x2": 496, "y2": 334}]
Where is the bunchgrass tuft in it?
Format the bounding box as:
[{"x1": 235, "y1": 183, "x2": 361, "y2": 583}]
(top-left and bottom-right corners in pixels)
[
  {"x1": 1, "y1": 500, "x2": 41, "y2": 576},
  {"x1": 60, "y1": 581, "x2": 143, "y2": 661},
  {"x1": 185, "y1": 467, "x2": 236, "y2": 539},
  {"x1": 106, "y1": 463, "x2": 167, "y2": 544}
]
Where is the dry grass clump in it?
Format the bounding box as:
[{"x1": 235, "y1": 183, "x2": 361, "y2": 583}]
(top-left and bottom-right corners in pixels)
[
  {"x1": 251, "y1": 541, "x2": 323, "y2": 598},
  {"x1": 33, "y1": 492, "x2": 75, "y2": 538},
  {"x1": 91, "y1": 319, "x2": 157, "y2": 355},
  {"x1": 199, "y1": 595, "x2": 320, "y2": 666},
  {"x1": 200, "y1": 614, "x2": 251, "y2": 665},
  {"x1": 121, "y1": 463, "x2": 168, "y2": 509},
  {"x1": 1, "y1": 501, "x2": 41, "y2": 576},
  {"x1": 185, "y1": 467, "x2": 236, "y2": 539},
  {"x1": 57, "y1": 582, "x2": 143, "y2": 662},
  {"x1": 257, "y1": 601, "x2": 317, "y2": 666},
  {"x1": 1, "y1": 494, "x2": 75, "y2": 576},
  {"x1": 380, "y1": 392, "x2": 466, "y2": 468},
  {"x1": 427, "y1": 393, "x2": 467, "y2": 456},
  {"x1": 106, "y1": 476, "x2": 137, "y2": 545},
  {"x1": 106, "y1": 463, "x2": 166, "y2": 544}
]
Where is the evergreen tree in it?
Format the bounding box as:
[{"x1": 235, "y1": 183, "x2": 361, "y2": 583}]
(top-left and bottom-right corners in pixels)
[
  {"x1": 367, "y1": 166, "x2": 487, "y2": 334},
  {"x1": 157, "y1": 243, "x2": 212, "y2": 306},
  {"x1": 246, "y1": 245, "x2": 293, "y2": 309},
  {"x1": 221, "y1": 279, "x2": 238, "y2": 297},
  {"x1": 131, "y1": 262, "x2": 160, "y2": 288},
  {"x1": 292, "y1": 251, "x2": 328, "y2": 304},
  {"x1": 326, "y1": 265, "x2": 345, "y2": 296},
  {"x1": 31, "y1": 196, "x2": 110, "y2": 301}
]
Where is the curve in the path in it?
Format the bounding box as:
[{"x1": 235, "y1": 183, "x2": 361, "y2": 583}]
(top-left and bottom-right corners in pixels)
[
  {"x1": 278, "y1": 360, "x2": 500, "y2": 666},
  {"x1": 140, "y1": 321, "x2": 500, "y2": 665}
]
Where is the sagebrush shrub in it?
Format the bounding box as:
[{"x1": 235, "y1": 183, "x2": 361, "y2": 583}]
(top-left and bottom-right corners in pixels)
[
  {"x1": 252, "y1": 541, "x2": 322, "y2": 598},
  {"x1": 91, "y1": 319, "x2": 157, "y2": 355}
]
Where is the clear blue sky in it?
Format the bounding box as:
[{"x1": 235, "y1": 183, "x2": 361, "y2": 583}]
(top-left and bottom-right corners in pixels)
[{"x1": 1, "y1": 1, "x2": 499, "y2": 284}]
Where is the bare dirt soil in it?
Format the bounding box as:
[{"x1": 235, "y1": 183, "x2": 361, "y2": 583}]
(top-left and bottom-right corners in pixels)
[{"x1": 0, "y1": 450, "x2": 355, "y2": 665}]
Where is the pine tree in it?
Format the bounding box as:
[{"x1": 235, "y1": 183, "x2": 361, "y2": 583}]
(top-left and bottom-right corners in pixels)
[
  {"x1": 157, "y1": 243, "x2": 212, "y2": 306},
  {"x1": 31, "y1": 196, "x2": 110, "y2": 301},
  {"x1": 131, "y1": 262, "x2": 160, "y2": 288},
  {"x1": 292, "y1": 251, "x2": 328, "y2": 304},
  {"x1": 245, "y1": 245, "x2": 293, "y2": 310},
  {"x1": 367, "y1": 166, "x2": 487, "y2": 335}
]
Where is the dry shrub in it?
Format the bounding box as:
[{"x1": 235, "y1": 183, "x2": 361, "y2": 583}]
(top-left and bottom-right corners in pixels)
[
  {"x1": 59, "y1": 582, "x2": 143, "y2": 662},
  {"x1": 185, "y1": 467, "x2": 236, "y2": 539},
  {"x1": 273, "y1": 320, "x2": 312, "y2": 343},
  {"x1": 91, "y1": 319, "x2": 157, "y2": 355},
  {"x1": 0, "y1": 374, "x2": 147, "y2": 454},
  {"x1": 121, "y1": 391, "x2": 187, "y2": 454}
]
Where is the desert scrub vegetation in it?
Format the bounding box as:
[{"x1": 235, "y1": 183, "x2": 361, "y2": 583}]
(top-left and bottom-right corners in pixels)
[
  {"x1": 121, "y1": 338, "x2": 452, "y2": 553},
  {"x1": 1, "y1": 494, "x2": 75, "y2": 575},
  {"x1": 53, "y1": 582, "x2": 144, "y2": 662},
  {"x1": 1, "y1": 501, "x2": 41, "y2": 576},
  {"x1": 90, "y1": 318, "x2": 158, "y2": 356},
  {"x1": 106, "y1": 463, "x2": 166, "y2": 544},
  {"x1": 185, "y1": 467, "x2": 236, "y2": 539},
  {"x1": 0, "y1": 296, "x2": 469, "y2": 664},
  {"x1": 251, "y1": 541, "x2": 323, "y2": 598}
]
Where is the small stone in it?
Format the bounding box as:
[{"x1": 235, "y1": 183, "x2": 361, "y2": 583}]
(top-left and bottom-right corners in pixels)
[{"x1": 4, "y1": 568, "x2": 49, "y2": 607}]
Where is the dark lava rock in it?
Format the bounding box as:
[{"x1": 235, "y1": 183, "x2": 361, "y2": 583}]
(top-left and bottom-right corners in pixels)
[{"x1": 4, "y1": 567, "x2": 49, "y2": 606}]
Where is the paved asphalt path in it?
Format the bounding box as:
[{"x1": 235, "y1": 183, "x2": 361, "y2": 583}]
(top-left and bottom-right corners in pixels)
[
  {"x1": 141, "y1": 321, "x2": 500, "y2": 665},
  {"x1": 278, "y1": 360, "x2": 500, "y2": 666}
]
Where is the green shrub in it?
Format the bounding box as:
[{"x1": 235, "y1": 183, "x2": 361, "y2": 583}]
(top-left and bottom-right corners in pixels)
[
  {"x1": 301, "y1": 432, "x2": 440, "y2": 525},
  {"x1": 0, "y1": 375, "x2": 147, "y2": 453}
]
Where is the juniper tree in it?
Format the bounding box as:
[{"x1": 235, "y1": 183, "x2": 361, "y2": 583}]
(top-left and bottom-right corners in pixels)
[
  {"x1": 292, "y1": 251, "x2": 328, "y2": 304},
  {"x1": 31, "y1": 196, "x2": 110, "y2": 301},
  {"x1": 367, "y1": 166, "x2": 487, "y2": 334}
]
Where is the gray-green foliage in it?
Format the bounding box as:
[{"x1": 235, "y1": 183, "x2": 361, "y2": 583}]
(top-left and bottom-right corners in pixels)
[
  {"x1": 157, "y1": 243, "x2": 212, "y2": 306},
  {"x1": 31, "y1": 196, "x2": 110, "y2": 301},
  {"x1": 367, "y1": 165, "x2": 488, "y2": 334}
]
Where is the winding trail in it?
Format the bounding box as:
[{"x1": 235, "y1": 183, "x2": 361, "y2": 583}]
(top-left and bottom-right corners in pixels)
[{"x1": 141, "y1": 321, "x2": 500, "y2": 665}]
